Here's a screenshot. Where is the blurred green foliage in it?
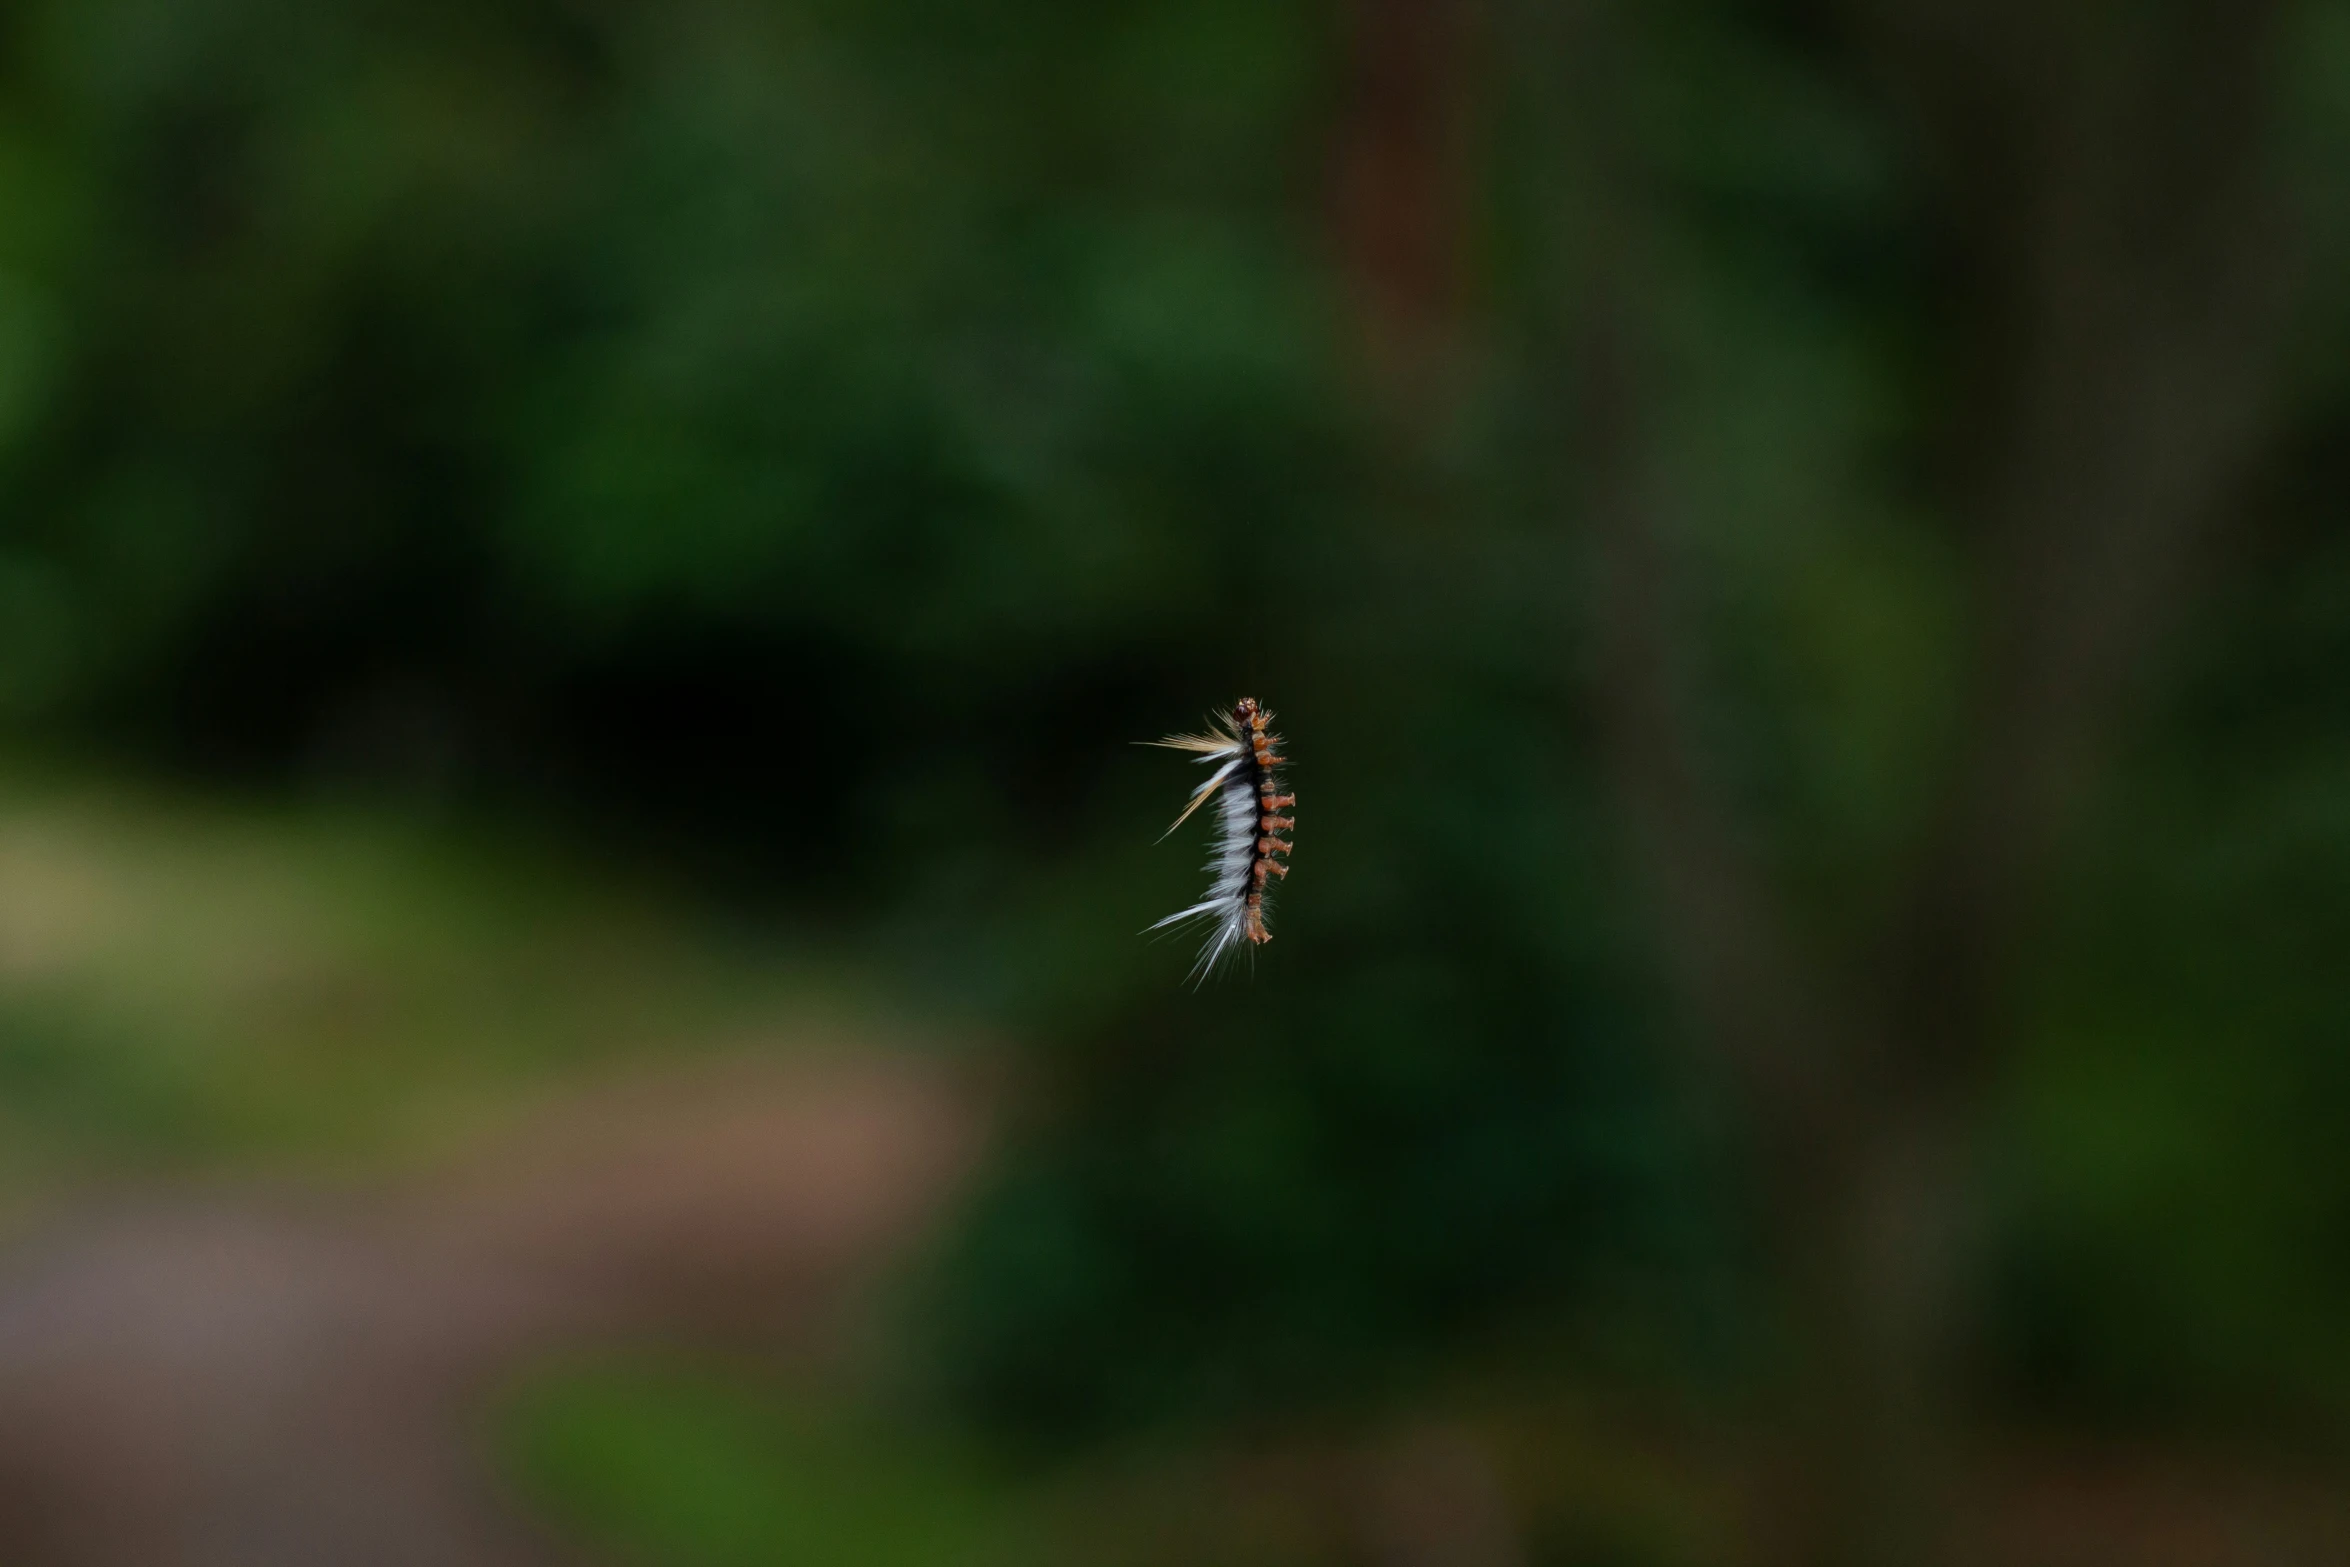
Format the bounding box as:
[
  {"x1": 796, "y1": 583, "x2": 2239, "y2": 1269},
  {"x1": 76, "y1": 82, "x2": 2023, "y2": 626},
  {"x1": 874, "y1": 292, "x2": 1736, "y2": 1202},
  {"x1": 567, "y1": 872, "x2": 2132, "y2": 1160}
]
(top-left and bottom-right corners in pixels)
[
  {"x1": 0, "y1": 776, "x2": 841, "y2": 1185},
  {"x1": 2, "y1": 0, "x2": 2350, "y2": 1518},
  {"x1": 503, "y1": 1357, "x2": 1047, "y2": 1567},
  {"x1": 0, "y1": 0, "x2": 1342, "y2": 856}
]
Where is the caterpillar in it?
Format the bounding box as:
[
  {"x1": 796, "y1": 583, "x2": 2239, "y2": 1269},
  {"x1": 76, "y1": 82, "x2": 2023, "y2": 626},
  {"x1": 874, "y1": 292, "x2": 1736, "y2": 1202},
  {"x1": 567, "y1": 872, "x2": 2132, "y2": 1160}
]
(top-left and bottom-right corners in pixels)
[{"x1": 1141, "y1": 697, "x2": 1295, "y2": 982}]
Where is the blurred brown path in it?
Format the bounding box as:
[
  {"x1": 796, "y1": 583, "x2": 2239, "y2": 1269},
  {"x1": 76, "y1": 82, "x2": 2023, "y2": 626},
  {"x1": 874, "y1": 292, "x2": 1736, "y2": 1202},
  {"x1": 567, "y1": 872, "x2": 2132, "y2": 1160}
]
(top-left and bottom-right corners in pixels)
[
  {"x1": 0, "y1": 1039, "x2": 2337, "y2": 1567},
  {"x1": 0, "y1": 1052, "x2": 986, "y2": 1567}
]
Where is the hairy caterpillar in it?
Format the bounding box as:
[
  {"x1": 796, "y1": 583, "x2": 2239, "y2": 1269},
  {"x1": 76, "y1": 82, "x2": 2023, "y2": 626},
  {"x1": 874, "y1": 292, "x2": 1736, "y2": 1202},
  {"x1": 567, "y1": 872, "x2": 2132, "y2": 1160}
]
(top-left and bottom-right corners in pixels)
[{"x1": 1141, "y1": 697, "x2": 1295, "y2": 982}]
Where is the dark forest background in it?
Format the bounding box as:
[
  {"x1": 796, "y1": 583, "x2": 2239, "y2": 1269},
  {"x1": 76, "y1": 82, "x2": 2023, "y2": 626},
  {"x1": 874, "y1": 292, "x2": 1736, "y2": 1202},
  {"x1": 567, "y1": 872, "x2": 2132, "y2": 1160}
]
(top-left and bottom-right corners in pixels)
[{"x1": 1, "y1": 1, "x2": 2349, "y2": 1563}]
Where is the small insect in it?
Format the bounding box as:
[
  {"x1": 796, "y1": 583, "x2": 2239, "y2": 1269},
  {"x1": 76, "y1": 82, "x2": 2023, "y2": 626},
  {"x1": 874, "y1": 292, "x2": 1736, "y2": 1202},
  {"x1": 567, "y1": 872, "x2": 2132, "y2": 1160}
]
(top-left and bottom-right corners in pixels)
[{"x1": 1140, "y1": 697, "x2": 1296, "y2": 982}]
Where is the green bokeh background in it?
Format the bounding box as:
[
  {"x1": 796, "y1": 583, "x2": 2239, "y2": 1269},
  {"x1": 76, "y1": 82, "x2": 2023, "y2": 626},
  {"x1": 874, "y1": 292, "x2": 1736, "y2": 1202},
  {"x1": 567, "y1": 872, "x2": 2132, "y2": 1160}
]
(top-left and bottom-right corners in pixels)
[{"x1": 2, "y1": 0, "x2": 2350, "y2": 1560}]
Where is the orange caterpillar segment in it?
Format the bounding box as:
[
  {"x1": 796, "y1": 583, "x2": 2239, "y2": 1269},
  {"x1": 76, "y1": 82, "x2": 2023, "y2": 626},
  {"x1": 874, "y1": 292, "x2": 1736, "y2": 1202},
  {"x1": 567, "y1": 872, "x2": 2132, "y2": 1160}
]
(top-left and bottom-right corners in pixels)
[{"x1": 1241, "y1": 700, "x2": 1293, "y2": 941}]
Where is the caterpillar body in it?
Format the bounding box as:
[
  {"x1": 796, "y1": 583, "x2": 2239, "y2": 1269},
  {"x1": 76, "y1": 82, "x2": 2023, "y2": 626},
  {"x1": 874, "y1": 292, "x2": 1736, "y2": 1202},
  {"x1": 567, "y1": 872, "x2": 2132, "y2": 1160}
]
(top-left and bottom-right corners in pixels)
[{"x1": 1142, "y1": 697, "x2": 1295, "y2": 982}]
